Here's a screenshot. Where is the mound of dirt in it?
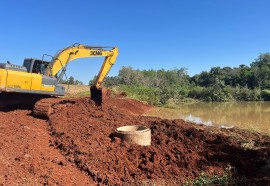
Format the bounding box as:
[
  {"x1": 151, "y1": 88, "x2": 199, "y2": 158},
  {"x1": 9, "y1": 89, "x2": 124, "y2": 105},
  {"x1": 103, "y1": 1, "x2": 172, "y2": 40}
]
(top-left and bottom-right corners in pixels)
[
  {"x1": 48, "y1": 97, "x2": 270, "y2": 185},
  {"x1": 0, "y1": 110, "x2": 93, "y2": 185},
  {"x1": 0, "y1": 95, "x2": 270, "y2": 185}
]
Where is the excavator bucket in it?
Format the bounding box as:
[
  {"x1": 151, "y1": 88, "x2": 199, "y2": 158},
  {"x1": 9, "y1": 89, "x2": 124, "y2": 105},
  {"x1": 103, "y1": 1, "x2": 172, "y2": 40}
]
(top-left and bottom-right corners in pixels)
[{"x1": 90, "y1": 86, "x2": 108, "y2": 106}]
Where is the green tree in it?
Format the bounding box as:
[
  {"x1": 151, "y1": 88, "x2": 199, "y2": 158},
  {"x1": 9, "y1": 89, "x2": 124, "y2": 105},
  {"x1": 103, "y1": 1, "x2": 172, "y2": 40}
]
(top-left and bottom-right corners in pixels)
[
  {"x1": 68, "y1": 76, "x2": 75, "y2": 84},
  {"x1": 251, "y1": 53, "x2": 270, "y2": 68}
]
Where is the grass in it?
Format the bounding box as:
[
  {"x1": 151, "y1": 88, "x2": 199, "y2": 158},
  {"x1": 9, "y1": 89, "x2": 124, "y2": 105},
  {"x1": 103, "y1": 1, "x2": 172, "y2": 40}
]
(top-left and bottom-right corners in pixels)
[
  {"x1": 77, "y1": 90, "x2": 90, "y2": 97},
  {"x1": 185, "y1": 172, "x2": 231, "y2": 186},
  {"x1": 184, "y1": 165, "x2": 248, "y2": 186},
  {"x1": 62, "y1": 84, "x2": 90, "y2": 97}
]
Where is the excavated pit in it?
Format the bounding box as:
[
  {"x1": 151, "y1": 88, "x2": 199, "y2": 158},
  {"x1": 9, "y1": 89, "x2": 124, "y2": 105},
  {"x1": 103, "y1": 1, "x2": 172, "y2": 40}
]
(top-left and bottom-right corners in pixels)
[{"x1": 0, "y1": 92, "x2": 270, "y2": 185}]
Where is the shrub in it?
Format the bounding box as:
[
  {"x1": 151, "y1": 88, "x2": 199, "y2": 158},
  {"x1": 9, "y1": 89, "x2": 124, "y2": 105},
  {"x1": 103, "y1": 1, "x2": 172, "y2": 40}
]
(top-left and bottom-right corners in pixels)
[
  {"x1": 261, "y1": 89, "x2": 270, "y2": 100},
  {"x1": 118, "y1": 85, "x2": 161, "y2": 105}
]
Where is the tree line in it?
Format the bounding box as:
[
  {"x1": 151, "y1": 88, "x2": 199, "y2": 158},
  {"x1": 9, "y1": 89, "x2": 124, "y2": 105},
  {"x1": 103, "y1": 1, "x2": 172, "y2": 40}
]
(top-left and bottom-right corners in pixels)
[
  {"x1": 61, "y1": 76, "x2": 83, "y2": 85},
  {"x1": 89, "y1": 53, "x2": 270, "y2": 105}
]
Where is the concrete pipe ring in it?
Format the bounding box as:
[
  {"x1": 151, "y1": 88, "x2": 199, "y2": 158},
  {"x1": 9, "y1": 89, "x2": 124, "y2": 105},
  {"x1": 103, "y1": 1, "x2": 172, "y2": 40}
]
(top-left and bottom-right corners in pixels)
[{"x1": 115, "y1": 125, "x2": 151, "y2": 146}]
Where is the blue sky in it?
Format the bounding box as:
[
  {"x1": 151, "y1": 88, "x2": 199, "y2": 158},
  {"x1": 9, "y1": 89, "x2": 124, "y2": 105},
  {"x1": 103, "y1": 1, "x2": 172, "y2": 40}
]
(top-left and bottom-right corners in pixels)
[{"x1": 0, "y1": 0, "x2": 270, "y2": 84}]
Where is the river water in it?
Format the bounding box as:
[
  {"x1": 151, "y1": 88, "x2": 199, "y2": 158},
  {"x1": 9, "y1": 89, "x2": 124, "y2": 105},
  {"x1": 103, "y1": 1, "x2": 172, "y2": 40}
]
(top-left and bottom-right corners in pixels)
[{"x1": 146, "y1": 102, "x2": 270, "y2": 134}]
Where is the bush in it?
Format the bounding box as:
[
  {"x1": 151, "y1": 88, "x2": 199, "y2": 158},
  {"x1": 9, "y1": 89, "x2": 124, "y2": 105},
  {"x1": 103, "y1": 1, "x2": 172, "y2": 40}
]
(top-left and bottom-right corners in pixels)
[
  {"x1": 261, "y1": 89, "x2": 270, "y2": 100},
  {"x1": 188, "y1": 86, "x2": 233, "y2": 102},
  {"x1": 188, "y1": 86, "x2": 207, "y2": 100},
  {"x1": 233, "y1": 87, "x2": 258, "y2": 101},
  {"x1": 118, "y1": 85, "x2": 161, "y2": 105}
]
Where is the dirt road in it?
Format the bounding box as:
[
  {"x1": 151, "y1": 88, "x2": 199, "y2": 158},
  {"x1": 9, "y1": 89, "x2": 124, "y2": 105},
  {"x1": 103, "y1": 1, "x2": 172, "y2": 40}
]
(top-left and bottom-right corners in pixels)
[{"x1": 0, "y1": 95, "x2": 270, "y2": 185}]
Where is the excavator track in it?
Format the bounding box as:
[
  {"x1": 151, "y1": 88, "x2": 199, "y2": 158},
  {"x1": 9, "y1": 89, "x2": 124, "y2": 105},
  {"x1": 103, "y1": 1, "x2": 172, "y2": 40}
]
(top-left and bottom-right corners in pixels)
[
  {"x1": 0, "y1": 86, "x2": 109, "y2": 119},
  {"x1": 33, "y1": 98, "x2": 61, "y2": 118},
  {"x1": 0, "y1": 92, "x2": 50, "y2": 110},
  {"x1": 0, "y1": 92, "x2": 63, "y2": 119},
  {"x1": 33, "y1": 86, "x2": 109, "y2": 119},
  {"x1": 33, "y1": 97, "x2": 66, "y2": 119}
]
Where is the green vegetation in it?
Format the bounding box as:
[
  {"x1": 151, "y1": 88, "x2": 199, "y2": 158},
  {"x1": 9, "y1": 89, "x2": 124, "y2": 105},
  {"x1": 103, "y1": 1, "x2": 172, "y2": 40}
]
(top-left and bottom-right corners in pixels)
[
  {"x1": 117, "y1": 85, "x2": 161, "y2": 105},
  {"x1": 185, "y1": 172, "x2": 231, "y2": 186},
  {"x1": 184, "y1": 172, "x2": 238, "y2": 186},
  {"x1": 77, "y1": 90, "x2": 90, "y2": 97},
  {"x1": 184, "y1": 166, "x2": 247, "y2": 186},
  {"x1": 89, "y1": 53, "x2": 270, "y2": 105},
  {"x1": 61, "y1": 76, "x2": 83, "y2": 85}
]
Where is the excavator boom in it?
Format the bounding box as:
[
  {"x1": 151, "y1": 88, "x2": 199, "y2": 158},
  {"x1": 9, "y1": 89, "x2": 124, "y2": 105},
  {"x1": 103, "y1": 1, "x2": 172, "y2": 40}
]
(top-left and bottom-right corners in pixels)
[
  {"x1": 45, "y1": 44, "x2": 118, "y2": 88},
  {"x1": 45, "y1": 44, "x2": 118, "y2": 105}
]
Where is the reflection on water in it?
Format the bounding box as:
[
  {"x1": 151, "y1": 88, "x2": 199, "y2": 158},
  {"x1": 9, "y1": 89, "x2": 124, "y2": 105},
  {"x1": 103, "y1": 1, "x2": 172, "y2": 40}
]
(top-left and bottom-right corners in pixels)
[
  {"x1": 146, "y1": 102, "x2": 270, "y2": 133},
  {"x1": 184, "y1": 114, "x2": 213, "y2": 126}
]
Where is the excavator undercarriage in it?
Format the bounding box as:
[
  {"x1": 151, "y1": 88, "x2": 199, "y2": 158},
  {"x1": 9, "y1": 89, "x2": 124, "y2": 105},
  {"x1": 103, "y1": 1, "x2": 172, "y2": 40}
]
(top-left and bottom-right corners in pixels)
[
  {"x1": 0, "y1": 86, "x2": 107, "y2": 119},
  {"x1": 0, "y1": 92, "x2": 50, "y2": 110}
]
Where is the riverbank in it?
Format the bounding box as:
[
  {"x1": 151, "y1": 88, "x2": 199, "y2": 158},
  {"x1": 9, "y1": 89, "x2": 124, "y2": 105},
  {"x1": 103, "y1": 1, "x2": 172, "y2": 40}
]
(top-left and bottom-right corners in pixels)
[{"x1": 146, "y1": 101, "x2": 270, "y2": 134}]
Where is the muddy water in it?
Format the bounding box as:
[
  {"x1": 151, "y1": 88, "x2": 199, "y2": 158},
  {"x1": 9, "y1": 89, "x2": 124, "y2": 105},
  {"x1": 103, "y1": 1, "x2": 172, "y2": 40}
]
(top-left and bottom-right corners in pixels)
[{"x1": 146, "y1": 102, "x2": 270, "y2": 134}]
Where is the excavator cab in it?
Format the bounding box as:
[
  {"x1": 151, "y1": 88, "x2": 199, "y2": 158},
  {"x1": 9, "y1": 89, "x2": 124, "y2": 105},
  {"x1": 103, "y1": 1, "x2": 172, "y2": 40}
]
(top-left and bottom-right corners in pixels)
[{"x1": 23, "y1": 59, "x2": 50, "y2": 74}]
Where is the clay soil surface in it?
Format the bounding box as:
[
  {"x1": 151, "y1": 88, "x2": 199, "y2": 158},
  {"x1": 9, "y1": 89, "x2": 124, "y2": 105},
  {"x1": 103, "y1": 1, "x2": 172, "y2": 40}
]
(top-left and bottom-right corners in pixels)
[{"x1": 1, "y1": 93, "x2": 270, "y2": 185}]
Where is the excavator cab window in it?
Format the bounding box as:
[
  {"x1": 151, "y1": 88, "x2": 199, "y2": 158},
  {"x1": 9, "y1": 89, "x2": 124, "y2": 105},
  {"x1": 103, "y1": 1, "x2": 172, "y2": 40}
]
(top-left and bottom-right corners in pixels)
[
  {"x1": 23, "y1": 59, "x2": 32, "y2": 72},
  {"x1": 32, "y1": 60, "x2": 42, "y2": 74},
  {"x1": 32, "y1": 60, "x2": 50, "y2": 74},
  {"x1": 23, "y1": 59, "x2": 50, "y2": 74}
]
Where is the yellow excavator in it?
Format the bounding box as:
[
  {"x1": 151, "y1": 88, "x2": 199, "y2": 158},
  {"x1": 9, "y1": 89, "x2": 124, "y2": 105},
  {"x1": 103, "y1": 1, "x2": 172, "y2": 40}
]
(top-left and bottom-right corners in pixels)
[{"x1": 0, "y1": 44, "x2": 118, "y2": 109}]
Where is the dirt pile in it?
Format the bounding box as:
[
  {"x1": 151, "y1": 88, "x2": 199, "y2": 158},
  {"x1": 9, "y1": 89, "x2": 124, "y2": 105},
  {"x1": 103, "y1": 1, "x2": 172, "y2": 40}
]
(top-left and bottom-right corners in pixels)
[
  {"x1": 48, "y1": 97, "x2": 270, "y2": 185},
  {"x1": 0, "y1": 94, "x2": 270, "y2": 185},
  {"x1": 0, "y1": 110, "x2": 93, "y2": 185}
]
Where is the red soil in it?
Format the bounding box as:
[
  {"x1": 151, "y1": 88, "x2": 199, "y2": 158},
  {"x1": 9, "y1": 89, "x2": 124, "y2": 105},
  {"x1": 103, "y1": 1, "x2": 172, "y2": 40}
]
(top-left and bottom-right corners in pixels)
[{"x1": 0, "y1": 95, "x2": 270, "y2": 185}]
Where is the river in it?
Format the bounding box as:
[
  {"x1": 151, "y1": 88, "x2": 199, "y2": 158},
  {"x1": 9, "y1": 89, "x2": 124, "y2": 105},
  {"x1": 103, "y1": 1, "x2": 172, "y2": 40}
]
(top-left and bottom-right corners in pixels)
[{"x1": 146, "y1": 102, "x2": 270, "y2": 134}]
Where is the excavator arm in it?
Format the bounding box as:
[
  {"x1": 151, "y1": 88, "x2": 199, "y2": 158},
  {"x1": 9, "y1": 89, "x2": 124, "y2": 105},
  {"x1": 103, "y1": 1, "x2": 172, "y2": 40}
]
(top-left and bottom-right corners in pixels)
[
  {"x1": 44, "y1": 44, "x2": 118, "y2": 105},
  {"x1": 45, "y1": 44, "x2": 118, "y2": 88}
]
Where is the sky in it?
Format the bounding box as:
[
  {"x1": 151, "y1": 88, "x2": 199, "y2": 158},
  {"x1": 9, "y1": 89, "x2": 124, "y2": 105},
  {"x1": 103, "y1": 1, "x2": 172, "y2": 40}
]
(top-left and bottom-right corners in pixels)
[{"x1": 0, "y1": 0, "x2": 270, "y2": 84}]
